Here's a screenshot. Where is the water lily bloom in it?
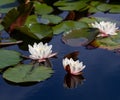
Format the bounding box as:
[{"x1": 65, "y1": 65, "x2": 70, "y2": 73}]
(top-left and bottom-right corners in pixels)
[
  {"x1": 62, "y1": 58, "x2": 85, "y2": 75},
  {"x1": 28, "y1": 42, "x2": 57, "y2": 62},
  {"x1": 91, "y1": 21, "x2": 118, "y2": 37}
]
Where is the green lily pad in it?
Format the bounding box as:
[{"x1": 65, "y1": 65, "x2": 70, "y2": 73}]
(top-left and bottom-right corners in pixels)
[
  {"x1": 3, "y1": 64, "x2": 54, "y2": 83},
  {"x1": 55, "y1": 1, "x2": 88, "y2": 11},
  {"x1": 0, "y1": 0, "x2": 16, "y2": 6},
  {"x1": 88, "y1": 1, "x2": 101, "y2": 13},
  {"x1": 62, "y1": 28, "x2": 99, "y2": 47},
  {"x1": 13, "y1": 15, "x2": 53, "y2": 40},
  {"x1": 16, "y1": 23, "x2": 53, "y2": 40},
  {"x1": 97, "y1": 3, "x2": 120, "y2": 13},
  {"x1": 109, "y1": 5, "x2": 120, "y2": 13},
  {"x1": 53, "y1": 21, "x2": 88, "y2": 35},
  {"x1": 40, "y1": 15, "x2": 63, "y2": 24},
  {"x1": 25, "y1": 15, "x2": 38, "y2": 27},
  {"x1": 16, "y1": 25, "x2": 52, "y2": 40},
  {"x1": 0, "y1": 49, "x2": 21, "y2": 69},
  {"x1": 96, "y1": 31, "x2": 120, "y2": 50},
  {"x1": 97, "y1": 3, "x2": 111, "y2": 12},
  {"x1": 54, "y1": 0, "x2": 88, "y2": 11},
  {"x1": 34, "y1": 1, "x2": 53, "y2": 15}
]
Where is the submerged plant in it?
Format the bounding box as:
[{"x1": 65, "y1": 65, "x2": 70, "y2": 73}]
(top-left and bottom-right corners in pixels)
[
  {"x1": 91, "y1": 21, "x2": 119, "y2": 37},
  {"x1": 28, "y1": 42, "x2": 57, "y2": 62},
  {"x1": 62, "y1": 57, "x2": 85, "y2": 75}
]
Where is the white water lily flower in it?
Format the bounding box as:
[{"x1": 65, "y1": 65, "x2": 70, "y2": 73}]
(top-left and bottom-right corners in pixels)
[
  {"x1": 91, "y1": 21, "x2": 118, "y2": 37},
  {"x1": 28, "y1": 42, "x2": 57, "y2": 62},
  {"x1": 62, "y1": 58, "x2": 85, "y2": 75}
]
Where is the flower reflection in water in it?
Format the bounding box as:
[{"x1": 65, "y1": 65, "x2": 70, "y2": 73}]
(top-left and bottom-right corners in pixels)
[{"x1": 63, "y1": 74, "x2": 85, "y2": 89}]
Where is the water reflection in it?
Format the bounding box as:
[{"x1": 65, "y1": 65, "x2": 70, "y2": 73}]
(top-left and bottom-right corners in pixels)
[{"x1": 63, "y1": 74, "x2": 85, "y2": 89}]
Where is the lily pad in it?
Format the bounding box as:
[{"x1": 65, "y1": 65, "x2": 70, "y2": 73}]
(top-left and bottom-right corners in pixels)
[
  {"x1": 13, "y1": 14, "x2": 53, "y2": 40},
  {"x1": 40, "y1": 15, "x2": 63, "y2": 24},
  {"x1": 109, "y1": 5, "x2": 120, "y2": 13},
  {"x1": 97, "y1": 3, "x2": 120, "y2": 13},
  {"x1": 54, "y1": 1, "x2": 88, "y2": 11},
  {"x1": 88, "y1": 1, "x2": 102, "y2": 13},
  {"x1": 0, "y1": 49, "x2": 21, "y2": 69},
  {"x1": 53, "y1": 21, "x2": 88, "y2": 35},
  {"x1": 0, "y1": 0, "x2": 16, "y2": 6},
  {"x1": 16, "y1": 23, "x2": 53, "y2": 40},
  {"x1": 62, "y1": 28, "x2": 99, "y2": 47},
  {"x1": 97, "y1": 3, "x2": 111, "y2": 12},
  {"x1": 3, "y1": 64, "x2": 54, "y2": 83},
  {"x1": 34, "y1": 1, "x2": 53, "y2": 15},
  {"x1": 95, "y1": 31, "x2": 120, "y2": 50}
]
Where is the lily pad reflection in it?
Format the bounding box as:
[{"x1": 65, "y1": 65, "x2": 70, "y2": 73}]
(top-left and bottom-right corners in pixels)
[{"x1": 62, "y1": 28, "x2": 99, "y2": 47}]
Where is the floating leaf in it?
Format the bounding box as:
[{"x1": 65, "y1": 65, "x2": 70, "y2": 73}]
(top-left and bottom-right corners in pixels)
[
  {"x1": 80, "y1": 17, "x2": 97, "y2": 24},
  {"x1": 109, "y1": 5, "x2": 120, "y2": 13},
  {"x1": 40, "y1": 15, "x2": 63, "y2": 24},
  {"x1": 54, "y1": 1, "x2": 88, "y2": 11},
  {"x1": 34, "y1": 1, "x2": 53, "y2": 15},
  {"x1": 88, "y1": 1, "x2": 101, "y2": 13},
  {"x1": 3, "y1": 64, "x2": 54, "y2": 83},
  {"x1": 13, "y1": 15, "x2": 53, "y2": 40},
  {"x1": 0, "y1": 49, "x2": 21, "y2": 69},
  {"x1": 0, "y1": 0, "x2": 16, "y2": 6},
  {"x1": 25, "y1": 15, "x2": 38, "y2": 27},
  {"x1": 62, "y1": 28, "x2": 99, "y2": 47},
  {"x1": 53, "y1": 21, "x2": 88, "y2": 35},
  {"x1": 97, "y1": 3, "x2": 120, "y2": 13},
  {"x1": 97, "y1": 3, "x2": 111, "y2": 12},
  {"x1": 16, "y1": 23, "x2": 53, "y2": 40},
  {"x1": 95, "y1": 31, "x2": 120, "y2": 50}
]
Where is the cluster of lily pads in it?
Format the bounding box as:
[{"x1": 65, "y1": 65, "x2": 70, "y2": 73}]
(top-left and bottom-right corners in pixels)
[{"x1": 0, "y1": 0, "x2": 120, "y2": 85}]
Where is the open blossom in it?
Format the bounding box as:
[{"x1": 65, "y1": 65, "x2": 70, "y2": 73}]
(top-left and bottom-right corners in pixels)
[
  {"x1": 62, "y1": 58, "x2": 85, "y2": 75},
  {"x1": 28, "y1": 42, "x2": 57, "y2": 62},
  {"x1": 91, "y1": 21, "x2": 118, "y2": 37}
]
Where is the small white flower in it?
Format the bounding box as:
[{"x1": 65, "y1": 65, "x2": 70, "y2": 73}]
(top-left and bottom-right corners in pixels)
[
  {"x1": 28, "y1": 42, "x2": 57, "y2": 62},
  {"x1": 91, "y1": 21, "x2": 119, "y2": 37},
  {"x1": 62, "y1": 58, "x2": 85, "y2": 75}
]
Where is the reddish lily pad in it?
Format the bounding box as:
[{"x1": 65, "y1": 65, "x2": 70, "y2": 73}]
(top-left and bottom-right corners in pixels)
[{"x1": 62, "y1": 28, "x2": 99, "y2": 47}]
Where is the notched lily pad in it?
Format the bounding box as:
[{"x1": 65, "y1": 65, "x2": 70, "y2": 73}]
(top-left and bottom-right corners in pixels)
[
  {"x1": 3, "y1": 64, "x2": 54, "y2": 83},
  {"x1": 0, "y1": 49, "x2": 21, "y2": 69},
  {"x1": 62, "y1": 28, "x2": 99, "y2": 47}
]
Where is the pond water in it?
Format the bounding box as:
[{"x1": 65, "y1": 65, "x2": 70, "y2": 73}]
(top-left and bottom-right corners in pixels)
[{"x1": 1, "y1": 32, "x2": 120, "y2": 100}]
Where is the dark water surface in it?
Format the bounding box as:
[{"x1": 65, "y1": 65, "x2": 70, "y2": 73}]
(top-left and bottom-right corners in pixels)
[{"x1": 1, "y1": 32, "x2": 120, "y2": 100}]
